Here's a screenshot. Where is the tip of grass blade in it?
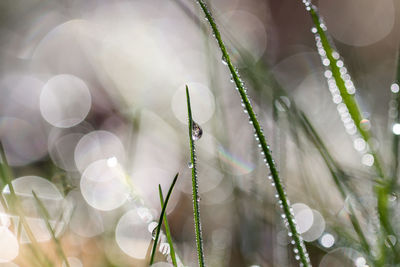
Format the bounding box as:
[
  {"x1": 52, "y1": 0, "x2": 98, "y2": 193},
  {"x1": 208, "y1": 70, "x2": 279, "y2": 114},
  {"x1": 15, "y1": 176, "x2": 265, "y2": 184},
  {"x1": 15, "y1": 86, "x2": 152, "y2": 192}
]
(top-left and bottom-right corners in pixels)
[{"x1": 149, "y1": 172, "x2": 179, "y2": 265}]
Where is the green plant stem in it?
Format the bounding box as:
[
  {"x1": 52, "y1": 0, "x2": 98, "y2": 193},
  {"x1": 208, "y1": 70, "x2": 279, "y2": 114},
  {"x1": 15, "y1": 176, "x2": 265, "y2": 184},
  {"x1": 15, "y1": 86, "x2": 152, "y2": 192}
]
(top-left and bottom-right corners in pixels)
[
  {"x1": 159, "y1": 188, "x2": 178, "y2": 267},
  {"x1": 0, "y1": 141, "x2": 53, "y2": 267},
  {"x1": 186, "y1": 86, "x2": 206, "y2": 267},
  {"x1": 149, "y1": 173, "x2": 179, "y2": 265},
  {"x1": 309, "y1": 8, "x2": 385, "y2": 179},
  {"x1": 390, "y1": 47, "x2": 400, "y2": 187},
  {"x1": 32, "y1": 190, "x2": 70, "y2": 267},
  {"x1": 307, "y1": 6, "x2": 399, "y2": 265},
  {"x1": 194, "y1": 2, "x2": 310, "y2": 266}
]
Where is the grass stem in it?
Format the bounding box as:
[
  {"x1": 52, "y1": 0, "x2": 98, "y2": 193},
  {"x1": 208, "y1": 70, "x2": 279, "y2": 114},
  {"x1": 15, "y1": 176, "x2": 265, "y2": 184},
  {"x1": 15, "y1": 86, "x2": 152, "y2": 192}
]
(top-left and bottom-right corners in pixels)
[
  {"x1": 194, "y1": 2, "x2": 311, "y2": 266},
  {"x1": 149, "y1": 173, "x2": 179, "y2": 265},
  {"x1": 186, "y1": 86, "x2": 206, "y2": 267},
  {"x1": 159, "y1": 187, "x2": 178, "y2": 267}
]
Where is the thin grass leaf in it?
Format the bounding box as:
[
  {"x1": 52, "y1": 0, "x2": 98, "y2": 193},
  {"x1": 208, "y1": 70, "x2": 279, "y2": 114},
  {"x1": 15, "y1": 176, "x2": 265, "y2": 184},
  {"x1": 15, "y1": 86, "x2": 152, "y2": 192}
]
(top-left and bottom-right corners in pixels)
[
  {"x1": 159, "y1": 187, "x2": 178, "y2": 267},
  {"x1": 307, "y1": 5, "x2": 386, "y2": 179},
  {"x1": 0, "y1": 141, "x2": 53, "y2": 267},
  {"x1": 149, "y1": 173, "x2": 179, "y2": 265},
  {"x1": 32, "y1": 190, "x2": 70, "y2": 267},
  {"x1": 390, "y1": 48, "x2": 400, "y2": 187},
  {"x1": 186, "y1": 86, "x2": 206, "y2": 267},
  {"x1": 193, "y1": 2, "x2": 311, "y2": 266},
  {"x1": 304, "y1": 4, "x2": 398, "y2": 264}
]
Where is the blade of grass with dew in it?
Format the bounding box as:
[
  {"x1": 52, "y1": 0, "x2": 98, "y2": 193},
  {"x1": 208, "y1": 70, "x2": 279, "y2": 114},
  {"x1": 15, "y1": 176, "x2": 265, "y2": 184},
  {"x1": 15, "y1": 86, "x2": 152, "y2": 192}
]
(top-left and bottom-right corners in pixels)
[
  {"x1": 306, "y1": 4, "x2": 386, "y2": 179},
  {"x1": 159, "y1": 187, "x2": 178, "y2": 267},
  {"x1": 390, "y1": 48, "x2": 400, "y2": 188},
  {"x1": 32, "y1": 190, "x2": 70, "y2": 267},
  {"x1": 186, "y1": 86, "x2": 206, "y2": 267},
  {"x1": 193, "y1": 2, "x2": 311, "y2": 266},
  {"x1": 149, "y1": 173, "x2": 179, "y2": 265},
  {"x1": 304, "y1": 4, "x2": 398, "y2": 263},
  {"x1": 234, "y1": 44, "x2": 375, "y2": 262},
  {"x1": 0, "y1": 141, "x2": 53, "y2": 267}
]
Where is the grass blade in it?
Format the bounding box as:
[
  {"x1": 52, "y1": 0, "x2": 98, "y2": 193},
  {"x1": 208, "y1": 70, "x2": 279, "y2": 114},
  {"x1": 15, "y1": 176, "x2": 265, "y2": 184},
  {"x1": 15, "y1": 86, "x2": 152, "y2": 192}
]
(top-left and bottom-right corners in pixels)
[
  {"x1": 32, "y1": 190, "x2": 70, "y2": 267},
  {"x1": 186, "y1": 86, "x2": 206, "y2": 267},
  {"x1": 390, "y1": 48, "x2": 400, "y2": 186},
  {"x1": 159, "y1": 187, "x2": 178, "y2": 267},
  {"x1": 149, "y1": 173, "x2": 179, "y2": 265},
  {"x1": 0, "y1": 141, "x2": 53, "y2": 267},
  {"x1": 192, "y1": 3, "x2": 311, "y2": 266}
]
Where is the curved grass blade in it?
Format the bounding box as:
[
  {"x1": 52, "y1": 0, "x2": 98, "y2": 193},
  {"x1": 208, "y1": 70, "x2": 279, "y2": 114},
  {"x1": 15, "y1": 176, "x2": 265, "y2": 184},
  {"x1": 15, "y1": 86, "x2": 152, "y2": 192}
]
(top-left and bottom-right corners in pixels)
[
  {"x1": 186, "y1": 86, "x2": 206, "y2": 267},
  {"x1": 149, "y1": 173, "x2": 179, "y2": 265},
  {"x1": 159, "y1": 187, "x2": 178, "y2": 267},
  {"x1": 32, "y1": 190, "x2": 70, "y2": 267},
  {"x1": 193, "y1": 2, "x2": 310, "y2": 266}
]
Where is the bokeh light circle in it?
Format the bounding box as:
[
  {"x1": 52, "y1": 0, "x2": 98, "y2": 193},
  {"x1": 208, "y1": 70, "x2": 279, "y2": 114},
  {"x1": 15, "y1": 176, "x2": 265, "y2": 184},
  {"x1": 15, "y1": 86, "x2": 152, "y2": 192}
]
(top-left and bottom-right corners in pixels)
[
  {"x1": 115, "y1": 209, "x2": 154, "y2": 259},
  {"x1": 74, "y1": 130, "x2": 125, "y2": 173},
  {"x1": 171, "y1": 83, "x2": 215, "y2": 124},
  {"x1": 319, "y1": 0, "x2": 394, "y2": 46},
  {"x1": 66, "y1": 190, "x2": 104, "y2": 238},
  {"x1": 40, "y1": 74, "x2": 91, "y2": 128},
  {"x1": 81, "y1": 159, "x2": 129, "y2": 211},
  {"x1": 292, "y1": 203, "x2": 314, "y2": 234}
]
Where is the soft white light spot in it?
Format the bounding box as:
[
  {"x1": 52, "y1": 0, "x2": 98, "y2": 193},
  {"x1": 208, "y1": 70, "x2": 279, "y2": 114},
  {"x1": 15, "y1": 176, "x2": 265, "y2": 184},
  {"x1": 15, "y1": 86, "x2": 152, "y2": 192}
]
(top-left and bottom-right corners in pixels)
[
  {"x1": 292, "y1": 203, "x2": 314, "y2": 234},
  {"x1": 320, "y1": 233, "x2": 335, "y2": 248},
  {"x1": 40, "y1": 74, "x2": 91, "y2": 128},
  {"x1": 107, "y1": 156, "x2": 118, "y2": 167},
  {"x1": 302, "y1": 210, "x2": 326, "y2": 242},
  {"x1": 361, "y1": 153, "x2": 374, "y2": 167},
  {"x1": 391, "y1": 83, "x2": 400, "y2": 93},
  {"x1": 116, "y1": 209, "x2": 153, "y2": 259},
  {"x1": 353, "y1": 138, "x2": 366, "y2": 152},
  {"x1": 0, "y1": 227, "x2": 19, "y2": 262},
  {"x1": 81, "y1": 159, "x2": 129, "y2": 211},
  {"x1": 171, "y1": 83, "x2": 215, "y2": 124},
  {"x1": 74, "y1": 130, "x2": 125, "y2": 173},
  {"x1": 393, "y1": 123, "x2": 400, "y2": 135},
  {"x1": 355, "y1": 256, "x2": 366, "y2": 267}
]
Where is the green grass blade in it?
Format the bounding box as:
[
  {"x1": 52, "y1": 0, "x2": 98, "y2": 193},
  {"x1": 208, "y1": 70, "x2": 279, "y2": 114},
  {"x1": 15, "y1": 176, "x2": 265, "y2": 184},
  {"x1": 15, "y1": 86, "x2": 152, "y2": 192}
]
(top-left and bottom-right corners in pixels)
[
  {"x1": 32, "y1": 190, "x2": 70, "y2": 267},
  {"x1": 307, "y1": 6, "x2": 385, "y2": 179},
  {"x1": 390, "y1": 48, "x2": 400, "y2": 187},
  {"x1": 159, "y1": 187, "x2": 178, "y2": 267},
  {"x1": 193, "y1": 2, "x2": 311, "y2": 266},
  {"x1": 149, "y1": 173, "x2": 179, "y2": 265},
  {"x1": 0, "y1": 141, "x2": 53, "y2": 267},
  {"x1": 186, "y1": 86, "x2": 206, "y2": 267}
]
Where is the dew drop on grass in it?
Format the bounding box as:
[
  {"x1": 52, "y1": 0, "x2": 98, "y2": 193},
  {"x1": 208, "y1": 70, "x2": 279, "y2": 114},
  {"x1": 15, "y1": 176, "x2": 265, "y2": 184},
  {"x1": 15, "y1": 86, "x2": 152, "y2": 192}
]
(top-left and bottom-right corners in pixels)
[
  {"x1": 192, "y1": 121, "x2": 203, "y2": 140},
  {"x1": 151, "y1": 226, "x2": 158, "y2": 240},
  {"x1": 188, "y1": 162, "x2": 193, "y2": 168}
]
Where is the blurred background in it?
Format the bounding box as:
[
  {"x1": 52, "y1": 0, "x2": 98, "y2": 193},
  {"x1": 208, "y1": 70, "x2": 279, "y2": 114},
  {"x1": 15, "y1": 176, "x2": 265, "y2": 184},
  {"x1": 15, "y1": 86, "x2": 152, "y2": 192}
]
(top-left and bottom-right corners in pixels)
[{"x1": 0, "y1": 0, "x2": 399, "y2": 266}]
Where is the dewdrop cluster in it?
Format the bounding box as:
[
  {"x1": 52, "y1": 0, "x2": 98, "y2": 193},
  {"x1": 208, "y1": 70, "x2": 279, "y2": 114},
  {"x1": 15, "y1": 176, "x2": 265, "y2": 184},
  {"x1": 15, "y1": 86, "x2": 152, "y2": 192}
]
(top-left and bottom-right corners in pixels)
[
  {"x1": 307, "y1": 5, "x2": 375, "y2": 167},
  {"x1": 389, "y1": 83, "x2": 400, "y2": 135}
]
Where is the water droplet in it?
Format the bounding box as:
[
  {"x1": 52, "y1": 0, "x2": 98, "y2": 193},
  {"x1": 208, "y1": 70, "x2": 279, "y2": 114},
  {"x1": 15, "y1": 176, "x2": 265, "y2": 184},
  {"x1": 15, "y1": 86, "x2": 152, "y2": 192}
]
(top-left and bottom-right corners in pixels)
[
  {"x1": 221, "y1": 55, "x2": 228, "y2": 65},
  {"x1": 359, "y1": 119, "x2": 371, "y2": 131},
  {"x1": 188, "y1": 162, "x2": 193, "y2": 168},
  {"x1": 192, "y1": 121, "x2": 203, "y2": 140},
  {"x1": 391, "y1": 83, "x2": 400, "y2": 93},
  {"x1": 151, "y1": 224, "x2": 158, "y2": 240}
]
